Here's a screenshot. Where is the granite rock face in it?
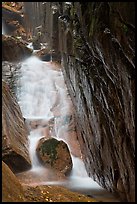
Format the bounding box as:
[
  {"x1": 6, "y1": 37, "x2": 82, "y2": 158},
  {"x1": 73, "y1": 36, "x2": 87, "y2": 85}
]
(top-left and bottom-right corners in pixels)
[{"x1": 2, "y1": 80, "x2": 31, "y2": 173}]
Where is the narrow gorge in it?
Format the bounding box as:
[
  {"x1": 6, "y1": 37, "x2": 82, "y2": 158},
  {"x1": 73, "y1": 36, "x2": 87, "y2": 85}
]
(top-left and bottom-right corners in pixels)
[{"x1": 2, "y1": 2, "x2": 135, "y2": 202}]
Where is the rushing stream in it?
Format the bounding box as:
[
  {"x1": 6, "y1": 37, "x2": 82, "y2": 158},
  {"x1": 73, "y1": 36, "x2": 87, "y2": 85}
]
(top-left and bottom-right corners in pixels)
[{"x1": 15, "y1": 55, "x2": 119, "y2": 202}]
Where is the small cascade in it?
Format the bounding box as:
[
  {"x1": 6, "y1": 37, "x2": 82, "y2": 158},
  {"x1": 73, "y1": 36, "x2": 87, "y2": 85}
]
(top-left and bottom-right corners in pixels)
[
  {"x1": 2, "y1": 20, "x2": 6, "y2": 35},
  {"x1": 28, "y1": 130, "x2": 43, "y2": 170},
  {"x1": 70, "y1": 155, "x2": 88, "y2": 178},
  {"x1": 16, "y1": 56, "x2": 74, "y2": 171},
  {"x1": 16, "y1": 55, "x2": 119, "y2": 202},
  {"x1": 16, "y1": 55, "x2": 89, "y2": 175}
]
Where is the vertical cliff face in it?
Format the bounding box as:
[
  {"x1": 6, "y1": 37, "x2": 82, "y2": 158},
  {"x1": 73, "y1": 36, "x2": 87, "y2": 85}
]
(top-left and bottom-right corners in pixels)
[
  {"x1": 22, "y1": 2, "x2": 135, "y2": 202},
  {"x1": 58, "y1": 2, "x2": 135, "y2": 202}
]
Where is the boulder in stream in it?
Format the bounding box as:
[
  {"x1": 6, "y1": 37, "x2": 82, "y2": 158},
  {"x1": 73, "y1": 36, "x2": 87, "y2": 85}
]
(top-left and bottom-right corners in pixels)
[
  {"x1": 2, "y1": 80, "x2": 31, "y2": 173},
  {"x1": 36, "y1": 137, "x2": 72, "y2": 175}
]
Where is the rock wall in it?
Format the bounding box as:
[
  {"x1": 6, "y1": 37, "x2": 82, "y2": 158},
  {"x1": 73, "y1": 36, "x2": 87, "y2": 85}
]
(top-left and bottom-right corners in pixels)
[
  {"x1": 58, "y1": 2, "x2": 135, "y2": 202},
  {"x1": 22, "y1": 2, "x2": 135, "y2": 202},
  {"x1": 2, "y1": 80, "x2": 31, "y2": 173}
]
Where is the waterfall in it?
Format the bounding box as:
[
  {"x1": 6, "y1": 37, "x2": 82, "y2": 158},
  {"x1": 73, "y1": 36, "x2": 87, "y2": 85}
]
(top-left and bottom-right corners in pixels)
[
  {"x1": 2, "y1": 20, "x2": 6, "y2": 35},
  {"x1": 16, "y1": 55, "x2": 119, "y2": 201},
  {"x1": 16, "y1": 55, "x2": 92, "y2": 176}
]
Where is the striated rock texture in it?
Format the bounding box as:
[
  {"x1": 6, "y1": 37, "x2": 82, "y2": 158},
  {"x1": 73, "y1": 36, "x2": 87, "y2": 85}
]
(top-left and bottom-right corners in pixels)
[
  {"x1": 57, "y1": 2, "x2": 135, "y2": 202},
  {"x1": 2, "y1": 80, "x2": 31, "y2": 173},
  {"x1": 36, "y1": 138, "x2": 72, "y2": 175},
  {"x1": 20, "y1": 2, "x2": 135, "y2": 202},
  {"x1": 2, "y1": 35, "x2": 32, "y2": 62}
]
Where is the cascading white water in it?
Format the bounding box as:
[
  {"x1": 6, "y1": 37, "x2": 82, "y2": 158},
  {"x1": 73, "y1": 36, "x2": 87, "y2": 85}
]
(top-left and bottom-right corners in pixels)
[
  {"x1": 16, "y1": 56, "x2": 119, "y2": 202},
  {"x1": 17, "y1": 56, "x2": 57, "y2": 171},
  {"x1": 17, "y1": 56, "x2": 75, "y2": 171},
  {"x1": 16, "y1": 56, "x2": 87, "y2": 173},
  {"x1": 2, "y1": 20, "x2": 6, "y2": 35},
  {"x1": 28, "y1": 130, "x2": 43, "y2": 169}
]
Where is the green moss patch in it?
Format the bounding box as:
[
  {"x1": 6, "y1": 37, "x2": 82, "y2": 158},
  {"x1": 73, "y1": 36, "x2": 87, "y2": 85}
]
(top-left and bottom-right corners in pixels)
[{"x1": 40, "y1": 138, "x2": 60, "y2": 166}]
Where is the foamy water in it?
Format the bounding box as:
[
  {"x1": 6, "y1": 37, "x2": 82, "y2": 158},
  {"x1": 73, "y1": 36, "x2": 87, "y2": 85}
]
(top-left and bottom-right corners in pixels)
[
  {"x1": 2, "y1": 21, "x2": 6, "y2": 35},
  {"x1": 16, "y1": 56, "x2": 119, "y2": 201},
  {"x1": 16, "y1": 56, "x2": 76, "y2": 170},
  {"x1": 28, "y1": 130, "x2": 44, "y2": 169}
]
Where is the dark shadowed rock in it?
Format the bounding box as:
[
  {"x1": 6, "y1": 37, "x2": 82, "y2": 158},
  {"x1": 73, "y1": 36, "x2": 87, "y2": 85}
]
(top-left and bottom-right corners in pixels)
[
  {"x1": 2, "y1": 80, "x2": 31, "y2": 173},
  {"x1": 57, "y1": 2, "x2": 135, "y2": 202},
  {"x1": 33, "y1": 48, "x2": 60, "y2": 62},
  {"x1": 2, "y1": 35, "x2": 32, "y2": 62},
  {"x1": 2, "y1": 4, "x2": 29, "y2": 40},
  {"x1": 33, "y1": 48, "x2": 51, "y2": 61},
  {"x1": 2, "y1": 5, "x2": 24, "y2": 26},
  {"x1": 36, "y1": 137, "x2": 72, "y2": 175}
]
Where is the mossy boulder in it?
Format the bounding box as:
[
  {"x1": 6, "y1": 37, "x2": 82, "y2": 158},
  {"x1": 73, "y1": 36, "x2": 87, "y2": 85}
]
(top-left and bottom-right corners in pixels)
[{"x1": 36, "y1": 137, "x2": 72, "y2": 175}]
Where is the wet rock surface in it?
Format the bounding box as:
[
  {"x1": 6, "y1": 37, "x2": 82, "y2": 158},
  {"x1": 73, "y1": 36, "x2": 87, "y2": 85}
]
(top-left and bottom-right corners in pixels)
[
  {"x1": 2, "y1": 161, "x2": 26, "y2": 202},
  {"x1": 2, "y1": 35, "x2": 32, "y2": 62},
  {"x1": 2, "y1": 61, "x2": 21, "y2": 94},
  {"x1": 2, "y1": 81, "x2": 31, "y2": 173},
  {"x1": 33, "y1": 47, "x2": 51, "y2": 58},
  {"x1": 57, "y1": 2, "x2": 135, "y2": 202},
  {"x1": 36, "y1": 138, "x2": 73, "y2": 175},
  {"x1": 34, "y1": 49, "x2": 60, "y2": 62},
  {"x1": 2, "y1": 3, "x2": 28, "y2": 39},
  {"x1": 23, "y1": 185, "x2": 97, "y2": 202},
  {"x1": 2, "y1": 161, "x2": 97, "y2": 202}
]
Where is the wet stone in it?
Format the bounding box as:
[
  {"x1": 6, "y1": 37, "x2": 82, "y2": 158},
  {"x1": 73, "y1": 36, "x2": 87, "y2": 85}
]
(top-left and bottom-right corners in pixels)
[
  {"x1": 2, "y1": 80, "x2": 31, "y2": 173},
  {"x1": 2, "y1": 61, "x2": 22, "y2": 94},
  {"x1": 2, "y1": 35, "x2": 32, "y2": 62},
  {"x1": 36, "y1": 137, "x2": 73, "y2": 175}
]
